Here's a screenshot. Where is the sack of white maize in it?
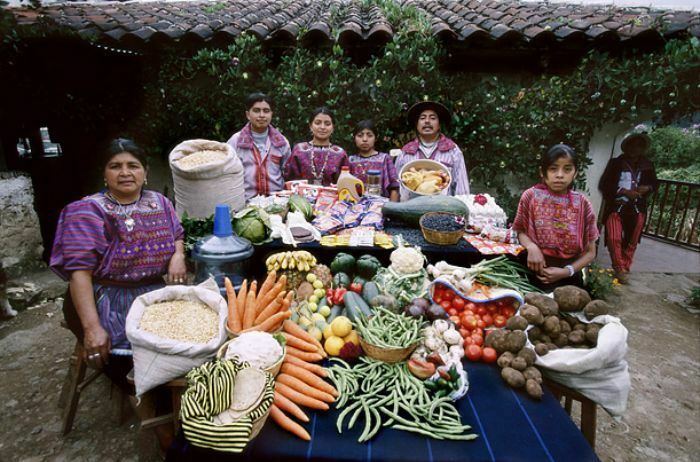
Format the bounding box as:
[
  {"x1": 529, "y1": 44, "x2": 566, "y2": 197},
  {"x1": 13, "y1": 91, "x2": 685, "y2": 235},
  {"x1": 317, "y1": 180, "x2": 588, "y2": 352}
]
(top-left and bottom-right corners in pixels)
[
  {"x1": 126, "y1": 278, "x2": 228, "y2": 398},
  {"x1": 169, "y1": 139, "x2": 245, "y2": 219}
]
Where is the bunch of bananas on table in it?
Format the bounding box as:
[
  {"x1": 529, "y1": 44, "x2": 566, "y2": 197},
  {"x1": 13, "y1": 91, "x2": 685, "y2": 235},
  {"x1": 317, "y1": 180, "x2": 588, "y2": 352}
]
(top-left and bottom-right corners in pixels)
[
  {"x1": 401, "y1": 167, "x2": 450, "y2": 194},
  {"x1": 265, "y1": 251, "x2": 317, "y2": 272}
]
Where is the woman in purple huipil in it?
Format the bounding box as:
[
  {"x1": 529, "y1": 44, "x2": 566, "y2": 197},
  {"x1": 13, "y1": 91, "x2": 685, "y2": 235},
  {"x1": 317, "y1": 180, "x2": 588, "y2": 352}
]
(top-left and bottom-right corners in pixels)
[
  {"x1": 285, "y1": 107, "x2": 349, "y2": 186},
  {"x1": 50, "y1": 138, "x2": 185, "y2": 387},
  {"x1": 348, "y1": 119, "x2": 399, "y2": 201}
]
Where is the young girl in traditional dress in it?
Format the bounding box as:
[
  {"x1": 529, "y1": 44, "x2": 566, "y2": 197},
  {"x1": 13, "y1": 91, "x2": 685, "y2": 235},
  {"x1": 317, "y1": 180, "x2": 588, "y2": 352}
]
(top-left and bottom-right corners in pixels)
[
  {"x1": 512, "y1": 144, "x2": 599, "y2": 290},
  {"x1": 348, "y1": 120, "x2": 399, "y2": 201},
  {"x1": 285, "y1": 107, "x2": 349, "y2": 186}
]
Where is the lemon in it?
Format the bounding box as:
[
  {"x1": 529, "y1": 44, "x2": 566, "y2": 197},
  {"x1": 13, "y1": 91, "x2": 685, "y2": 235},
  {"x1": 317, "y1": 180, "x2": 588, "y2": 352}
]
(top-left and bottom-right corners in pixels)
[
  {"x1": 308, "y1": 295, "x2": 319, "y2": 304},
  {"x1": 311, "y1": 313, "x2": 326, "y2": 323},
  {"x1": 322, "y1": 324, "x2": 335, "y2": 340},
  {"x1": 313, "y1": 288, "x2": 325, "y2": 299},
  {"x1": 308, "y1": 302, "x2": 318, "y2": 312},
  {"x1": 306, "y1": 273, "x2": 317, "y2": 283},
  {"x1": 308, "y1": 326, "x2": 323, "y2": 342},
  {"x1": 312, "y1": 280, "x2": 324, "y2": 290},
  {"x1": 331, "y1": 316, "x2": 353, "y2": 338},
  {"x1": 324, "y1": 336, "x2": 345, "y2": 356},
  {"x1": 343, "y1": 330, "x2": 360, "y2": 347},
  {"x1": 298, "y1": 316, "x2": 312, "y2": 328},
  {"x1": 319, "y1": 305, "x2": 331, "y2": 317}
]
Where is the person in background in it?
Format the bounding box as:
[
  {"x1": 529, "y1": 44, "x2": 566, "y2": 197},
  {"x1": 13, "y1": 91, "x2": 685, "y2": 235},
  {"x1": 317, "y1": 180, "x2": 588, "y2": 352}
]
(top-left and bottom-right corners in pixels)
[
  {"x1": 348, "y1": 119, "x2": 399, "y2": 201},
  {"x1": 513, "y1": 144, "x2": 599, "y2": 291},
  {"x1": 599, "y1": 127, "x2": 658, "y2": 284},
  {"x1": 394, "y1": 101, "x2": 469, "y2": 197},
  {"x1": 50, "y1": 138, "x2": 186, "y2": 450},
  {"x1": 285, "y1": 107, "x2": 349, "y2": 186},
  {"x1": 226, "y1": 92, "x2": 291, "y2": 201}
]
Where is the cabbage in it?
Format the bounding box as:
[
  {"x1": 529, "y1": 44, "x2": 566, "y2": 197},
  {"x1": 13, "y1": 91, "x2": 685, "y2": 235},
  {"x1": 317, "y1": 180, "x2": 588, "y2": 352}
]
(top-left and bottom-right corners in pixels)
[{"x1": 233, "y1": 207, "x2": 271, "y2": 244}]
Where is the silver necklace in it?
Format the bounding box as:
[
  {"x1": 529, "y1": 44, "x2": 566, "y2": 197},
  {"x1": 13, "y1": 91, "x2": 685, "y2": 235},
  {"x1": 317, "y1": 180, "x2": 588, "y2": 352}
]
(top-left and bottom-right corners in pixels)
[
  {"x1": 309, "y1": 144, "x2": 331, "y2": 185},
  {"x1": 106, "y1": 192, "x2": 136, "y2": 232}
]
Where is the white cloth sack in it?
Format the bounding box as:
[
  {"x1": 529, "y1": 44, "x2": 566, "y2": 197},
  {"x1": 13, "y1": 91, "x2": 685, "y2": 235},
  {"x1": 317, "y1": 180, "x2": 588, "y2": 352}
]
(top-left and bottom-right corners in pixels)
[
  {"x1": 268, "y1": 212, "x2": 321, "y2": 247},
  {"x1": 125, "y1": 278, "x2": 228, "y2": 398},
  {"x1": 169, "y1": 139, "x2": 245, "y2": 218},
  {"x1": 534, "y1": 314, "x2": 630, "y2": 417}
]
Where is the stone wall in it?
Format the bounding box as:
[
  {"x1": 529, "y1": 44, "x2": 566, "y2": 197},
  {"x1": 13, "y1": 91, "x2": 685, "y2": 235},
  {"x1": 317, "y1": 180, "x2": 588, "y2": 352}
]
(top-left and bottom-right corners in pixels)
[{"x1": 0, "y1": 173, "x2": 45, "y2": 276}]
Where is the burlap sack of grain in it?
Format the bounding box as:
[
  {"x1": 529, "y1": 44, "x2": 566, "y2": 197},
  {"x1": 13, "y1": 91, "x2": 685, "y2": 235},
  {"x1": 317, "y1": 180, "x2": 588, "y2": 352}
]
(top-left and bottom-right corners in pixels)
[
  {"x1": 534, "y1": 314, "x2": 630, "y2": 417},
  {"x1": 169, "y1": 139, "x2": 245, "y2": 218},
  {"x1": 125, "y1": 278, "x2": 228, "y2": 398}
]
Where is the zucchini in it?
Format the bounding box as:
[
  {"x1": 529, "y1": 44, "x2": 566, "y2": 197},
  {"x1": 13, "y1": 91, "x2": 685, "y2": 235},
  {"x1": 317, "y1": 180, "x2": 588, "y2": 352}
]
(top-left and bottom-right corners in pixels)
[
  {"x1": 333, "y1": 272, "x2": 351, "y2": 288},
  {"x1": 362, "y1": 282, "x2": 381, "y2": 304},
  {"x1": 327, "y1": 304, "x2": 343, "y2": 323},
  {"x1": 382, "y1": 195, "x2": 469, "y2": 226},
  {"x1": 344, "y1": 291, "x2": 373, "y2": 318}
]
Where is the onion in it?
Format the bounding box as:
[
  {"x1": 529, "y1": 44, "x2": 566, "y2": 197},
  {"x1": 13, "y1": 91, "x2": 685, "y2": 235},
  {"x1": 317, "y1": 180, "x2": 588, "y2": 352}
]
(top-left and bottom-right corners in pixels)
[
  {"x1": 404, "y1": 303, "x2": 426, "y2": 318},
  {"x1": 426, "y1": 304, "x2": 448, "y2": 321},
  {"x1": 411, "y1": 298, "x2": 431, "y2": 310}
]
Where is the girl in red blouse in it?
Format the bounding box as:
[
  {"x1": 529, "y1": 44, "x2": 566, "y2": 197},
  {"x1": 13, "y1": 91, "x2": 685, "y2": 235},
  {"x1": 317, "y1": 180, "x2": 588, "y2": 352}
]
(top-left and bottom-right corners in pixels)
[{"x1": 513, "y1": 144, "x2": 599, "y2": 290}]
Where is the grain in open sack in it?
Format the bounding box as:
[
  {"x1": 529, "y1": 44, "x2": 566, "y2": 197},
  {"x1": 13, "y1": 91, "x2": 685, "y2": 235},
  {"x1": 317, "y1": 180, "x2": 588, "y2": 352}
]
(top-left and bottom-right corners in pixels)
[{"x1": 139, "y1": 300, "x2": 218, "y2": 343}]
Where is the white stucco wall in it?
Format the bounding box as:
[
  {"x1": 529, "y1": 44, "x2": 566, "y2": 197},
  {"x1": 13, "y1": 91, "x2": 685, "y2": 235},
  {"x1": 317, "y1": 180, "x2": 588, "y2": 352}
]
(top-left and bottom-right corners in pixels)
[{"x1": 0, "y1": 174, "x2": 45, "y2": 273}]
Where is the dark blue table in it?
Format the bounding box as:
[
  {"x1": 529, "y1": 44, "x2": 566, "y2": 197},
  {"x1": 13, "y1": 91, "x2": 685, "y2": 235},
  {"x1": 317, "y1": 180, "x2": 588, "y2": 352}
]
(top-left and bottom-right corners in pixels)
[{"x1": 167, "y1": 362, "x2": 600, "y2": 462}]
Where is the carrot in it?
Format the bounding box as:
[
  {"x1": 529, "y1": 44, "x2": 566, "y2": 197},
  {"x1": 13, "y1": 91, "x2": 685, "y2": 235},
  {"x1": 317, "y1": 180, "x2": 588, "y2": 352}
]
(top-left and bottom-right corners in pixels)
[
  {"x1": 254, "y1": 280, "x2": 285, "y2": 317},
  {"x1": 242, "y1": 280, "x2": 258, "y2": 329},
  {"x1": 256, "y1": 270, "x2": 277, "y2": 305},
  {"x1": 253, "y1": 291, "x2": 286, "y2": 325},
  {"x1": 283, "y1": 355, "x2": 328, "y2": 378},
  {"x1": 236, "y1": 279, "x2": 248, "y2": 326},
  {"x1": 275, "y1": 383, "x2": 329, "y2": 410},
  {"x1": 269, "y1": 405, "x2": 311, "y2": 441},
  {"x1": 280, "y1": 363, "x2": 338, "y2": 397},
  {"x1": 281, "y1": 332, "x2": 318, "y2": 353},
  {"x1": 277, "y1": 374, "x2": 335, "y2": 403},
  {"x1": 283, "y1": 320, "x2": 323, "y2": 351},
  {"x1": 252, "y1": 310, "x2": 291, "y2": 333},
  {"x1": 285, "y1": 345, "x2": 324, "y2": 363},
  {"x1": 274, "y1": 391, "x2": 309, "y2": 423},
  {"x1": 224, "y1": 277, "x2": 242, "y2": 333}
]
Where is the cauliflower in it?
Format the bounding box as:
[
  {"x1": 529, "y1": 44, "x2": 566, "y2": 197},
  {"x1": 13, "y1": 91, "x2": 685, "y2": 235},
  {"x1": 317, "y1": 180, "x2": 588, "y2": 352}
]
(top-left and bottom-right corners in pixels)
[{"x1": 390, "y1": 246, "x2": 425, "y2": 274}]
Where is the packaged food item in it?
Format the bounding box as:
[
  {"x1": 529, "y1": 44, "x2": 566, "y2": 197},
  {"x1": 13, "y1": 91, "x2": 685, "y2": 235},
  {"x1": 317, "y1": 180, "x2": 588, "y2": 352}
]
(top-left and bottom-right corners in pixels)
[
  {"x1": 284, "y1": 180, "x2": 308, "y2": 193},
  {"x1": 313, "y1": 214, "x2": 344, "y2": 235},
  {"x1": 314, "y1": 189, "x2": 338, "y2": 215},
  {"x1": 337, "y1": 167, "x2": 364, "y2": 202}
]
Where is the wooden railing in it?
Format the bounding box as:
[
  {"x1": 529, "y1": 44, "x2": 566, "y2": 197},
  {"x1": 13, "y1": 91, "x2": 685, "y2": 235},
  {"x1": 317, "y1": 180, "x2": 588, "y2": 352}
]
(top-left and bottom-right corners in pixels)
[{"x1": 644, "y1": 179, "x2": 700, "y2": 250}]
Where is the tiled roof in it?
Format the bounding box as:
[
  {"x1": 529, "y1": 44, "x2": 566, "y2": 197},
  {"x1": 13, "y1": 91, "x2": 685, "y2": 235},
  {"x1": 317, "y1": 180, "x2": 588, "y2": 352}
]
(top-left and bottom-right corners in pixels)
[{"x1": 11, "y1": 0, "x2": 700, "y2": 50}]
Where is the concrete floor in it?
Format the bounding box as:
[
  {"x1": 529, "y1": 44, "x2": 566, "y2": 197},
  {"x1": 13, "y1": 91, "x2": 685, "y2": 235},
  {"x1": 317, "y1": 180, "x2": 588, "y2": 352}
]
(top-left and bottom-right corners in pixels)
[{"x1": 597, "y1": 234, "x2": 700, "y2": 274}]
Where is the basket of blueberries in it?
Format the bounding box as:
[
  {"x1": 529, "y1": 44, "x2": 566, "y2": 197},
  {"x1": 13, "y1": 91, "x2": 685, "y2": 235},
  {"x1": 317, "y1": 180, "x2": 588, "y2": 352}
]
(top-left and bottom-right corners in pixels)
[{"x1": 419, "y1": 212, "x2": 466, "y2": 245}]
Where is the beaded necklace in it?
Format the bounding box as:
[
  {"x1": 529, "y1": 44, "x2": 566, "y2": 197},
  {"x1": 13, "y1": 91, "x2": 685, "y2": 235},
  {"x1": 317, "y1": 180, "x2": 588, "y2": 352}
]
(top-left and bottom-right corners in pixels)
[{"x1": 309, "y1": 143, "x2": 331, "y2": 185}]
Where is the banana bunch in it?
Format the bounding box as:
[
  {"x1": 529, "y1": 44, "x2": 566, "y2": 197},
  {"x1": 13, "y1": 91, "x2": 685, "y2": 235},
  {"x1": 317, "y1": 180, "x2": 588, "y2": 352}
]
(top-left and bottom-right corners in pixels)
[
  {"x1": 400, "y1": 167, "x2": 450, "y2": 194},
  {"x1": 265, "y1": 251, "x2": 317, "y2": 272}
]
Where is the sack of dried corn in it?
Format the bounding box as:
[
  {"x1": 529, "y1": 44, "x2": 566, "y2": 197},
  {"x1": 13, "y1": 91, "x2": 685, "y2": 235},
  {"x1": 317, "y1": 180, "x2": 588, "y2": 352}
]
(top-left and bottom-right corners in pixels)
[
  {"x1": 169, "y1": 139, "x2": 245, "y2": 219},
  {"x1": 125, "y1": 278, "x2": 228, "y2": 398}
]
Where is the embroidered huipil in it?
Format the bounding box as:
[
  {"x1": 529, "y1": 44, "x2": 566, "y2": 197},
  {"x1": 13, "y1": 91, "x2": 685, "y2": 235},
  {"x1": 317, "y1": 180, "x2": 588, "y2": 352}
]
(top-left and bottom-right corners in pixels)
[
  {"x1": 512, "y1": 185, "x2": 599, "y2": 260},
  {"x1": 285, "y1": 142, "x2": 349, "y2": 186},
  {"x1": 227, "y1": 123, "x2": 291, "y2": 201},
  {"x1": 50, "y1": 190, "x2": 184, "y2": 353},
  {"x1": 395, "y1": 134, "x2": 470, "y2": 196},
  {"x1": 348, "y1": 152, "x2": 399, "y2": 198}
]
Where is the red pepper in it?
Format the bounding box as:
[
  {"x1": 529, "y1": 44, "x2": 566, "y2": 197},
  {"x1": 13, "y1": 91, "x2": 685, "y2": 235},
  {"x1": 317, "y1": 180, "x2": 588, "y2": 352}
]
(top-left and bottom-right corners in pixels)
[
  {"x1": 334, "y1": 288, "x2": 348, "y2": 306},
  {"x1": 349, "y1": 282, "x2": 363, "y2": 294},
  {"x1": 326, "y1": 288, "x2": 335, "y2": 304}
]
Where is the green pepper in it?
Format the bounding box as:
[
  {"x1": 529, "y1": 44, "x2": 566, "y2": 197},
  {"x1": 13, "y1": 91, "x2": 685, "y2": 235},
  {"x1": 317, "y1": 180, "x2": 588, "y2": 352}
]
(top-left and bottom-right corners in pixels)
[
  {"x1": 356, "y1": 254, "x2": 382, "y2": 279},
  {"x1": 448, "y1": 365, "x2": 459, "y2": 382},
  {"x1": 330, "y1": 253, "x2": 356, "y2": 276}
]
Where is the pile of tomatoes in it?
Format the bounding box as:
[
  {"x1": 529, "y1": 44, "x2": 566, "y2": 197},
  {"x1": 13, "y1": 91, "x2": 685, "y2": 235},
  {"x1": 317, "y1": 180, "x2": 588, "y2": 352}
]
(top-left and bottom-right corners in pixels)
[{"x1": 431, "y1": 283, "x2": 520, "y2": 364}]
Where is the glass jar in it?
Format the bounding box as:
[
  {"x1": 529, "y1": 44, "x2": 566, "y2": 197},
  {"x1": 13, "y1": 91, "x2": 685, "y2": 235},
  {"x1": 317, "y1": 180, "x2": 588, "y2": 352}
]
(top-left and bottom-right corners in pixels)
[{"x1": 365, "y1": 169, "x2": 382, "y2": 196}]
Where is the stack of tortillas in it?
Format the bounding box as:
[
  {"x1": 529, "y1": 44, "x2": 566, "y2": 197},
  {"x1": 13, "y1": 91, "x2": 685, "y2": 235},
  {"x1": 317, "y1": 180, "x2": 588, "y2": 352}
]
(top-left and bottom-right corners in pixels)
[{"x1": 213, "y1": 368, "x2": 268, "y2": 426}]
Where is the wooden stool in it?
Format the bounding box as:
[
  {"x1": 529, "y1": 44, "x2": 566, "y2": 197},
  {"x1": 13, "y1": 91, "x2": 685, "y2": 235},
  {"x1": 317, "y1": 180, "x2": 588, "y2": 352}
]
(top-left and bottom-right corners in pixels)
[
  {"x1": 126, "y1": 370, "x2": 187, "y2": 433},
  {"x1": 545, "y1": 378, "x2": 598, "y2": 449}
]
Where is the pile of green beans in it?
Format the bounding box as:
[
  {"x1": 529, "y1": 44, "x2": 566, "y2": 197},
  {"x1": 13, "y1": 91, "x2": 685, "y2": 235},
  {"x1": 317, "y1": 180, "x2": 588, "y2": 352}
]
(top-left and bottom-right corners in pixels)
[
  {"x1": 326, "y1": 357, "x2": 478, "y2": 443},
  {"x1": 354, "y1": 306, "x2": 423, "y2": 349}
]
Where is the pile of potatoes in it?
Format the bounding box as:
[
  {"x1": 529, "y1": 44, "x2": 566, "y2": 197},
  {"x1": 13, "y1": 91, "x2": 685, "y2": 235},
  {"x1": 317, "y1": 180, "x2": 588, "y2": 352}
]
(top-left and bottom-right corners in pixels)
[{"x1": 485, "y1": 286, "x2": 612, "y2": 400}]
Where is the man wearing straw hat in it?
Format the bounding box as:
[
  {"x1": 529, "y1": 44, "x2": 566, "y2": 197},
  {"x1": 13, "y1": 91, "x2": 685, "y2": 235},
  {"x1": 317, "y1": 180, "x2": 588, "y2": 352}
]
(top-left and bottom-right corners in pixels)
[
  {"x1": 599, "y1": 125, "x2": 658, "y2": 284},
  {"x1": 394, "y1": 101, "x2": 470, "y2": 197}
]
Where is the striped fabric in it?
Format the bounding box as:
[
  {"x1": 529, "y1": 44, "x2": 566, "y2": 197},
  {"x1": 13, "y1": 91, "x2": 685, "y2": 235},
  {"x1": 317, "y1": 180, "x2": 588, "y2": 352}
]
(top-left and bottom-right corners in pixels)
[
  {"x1": 604, "y1": 212, "x2": 646, "y2": 272},
  {"x1": 180, "y1": 360, "x2": 275, "y2": 453}
]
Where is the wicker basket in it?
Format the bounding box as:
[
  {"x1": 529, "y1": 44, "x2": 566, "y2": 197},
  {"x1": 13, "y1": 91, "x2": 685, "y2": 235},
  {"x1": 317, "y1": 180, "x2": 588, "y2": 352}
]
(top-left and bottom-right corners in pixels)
[
  {"x1": 359, "y1": 336, "x2": 418, "y2": 363},
  {"x1": 419, "y1": 212, "x2": 466, "y2": 245},
  {"x1": 217, "y1": 337, "x2": 285, "y2": 377}
]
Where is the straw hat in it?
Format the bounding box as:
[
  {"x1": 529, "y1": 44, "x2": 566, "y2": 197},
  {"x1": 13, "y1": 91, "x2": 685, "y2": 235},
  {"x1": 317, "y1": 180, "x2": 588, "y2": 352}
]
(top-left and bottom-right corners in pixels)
[
  {"x1": 620, "y1": 125, "x2": 651, "y2": 152},
  {"x1": 406, "y1": 101, "x2": 451, "y2": 126}
]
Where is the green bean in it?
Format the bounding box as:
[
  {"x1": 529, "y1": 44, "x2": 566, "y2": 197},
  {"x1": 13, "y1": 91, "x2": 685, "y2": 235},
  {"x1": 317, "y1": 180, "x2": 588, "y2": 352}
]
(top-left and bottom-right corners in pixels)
[
  {"x1": 337, "y1": 400, "x2": 362, "y2": 433},
  {"x1": 348, "y1": 405, "x2": 364, "y2": 430},
  {"x1": 359, "y1": 404, "x2": 373, "y2": 442},
  {"x1": 391, "y1": 425, "x2": 446, "y2": 440}
]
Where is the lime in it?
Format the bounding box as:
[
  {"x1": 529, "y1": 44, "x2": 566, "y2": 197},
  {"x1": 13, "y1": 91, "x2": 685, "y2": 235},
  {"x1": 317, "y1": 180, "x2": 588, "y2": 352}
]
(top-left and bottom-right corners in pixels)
[
  {"x1": 313, "y1": 280, "x2": 324, "y2": 290},
  {"x1": 308, "y1": 302, "x2": 318, "y2": 312},
  {"x1": 306, "y1": 273, "x2": 317, "y2": 283},
  {"x1": 308, "y1": 295, "x2": 319, "y2": 304},
  {"x1": 319, "y1": 305, "x2": 331, "y2": 317},
  {"x1": 313, "y1": 288, "x2": 325, "y2": 299}
]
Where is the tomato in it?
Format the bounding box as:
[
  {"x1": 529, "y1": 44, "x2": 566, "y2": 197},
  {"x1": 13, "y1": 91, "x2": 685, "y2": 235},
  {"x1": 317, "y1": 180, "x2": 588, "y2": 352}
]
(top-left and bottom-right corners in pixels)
[
  {"x1": 482, "y1": 314, "x2": 493, "y2": 327},
  {"x1": 477, "y1": 307, "x2": 488, "y2": 316},
  {"x1": 442, "y1": 290, "x2": 455, "y2": 301},
  {"x1": 486, "y1": 303, "x2": 498, "y2": 314},
  {"x1": 449, "y1": 315, "x2": 461, "y2": 326},
  {"x1": 459, "y1": 328, "x2": 471, "y2": 339},
  {"x1": 448, "y1": 308, "x2": 458, "y2": 317},
  {"x1": 465, "y1": 345, "x2": 483, "y2": 362},
  {"x1": 500, "y1": 307, "x2": 516, "y2": 318},
  {"x1": 452, "y1": 297, "x2": 465, "y2": 310},
  {"x1": 472, "y1": 327, "x2": 484, "y2": 338},
  {"x1": 482, "y1": 347, "x2": 497, "y2": 363},
  {"x1": 465, "y1": 302, "x2": 477, "y2": 311},
  {"x1": 433, "y1": 296, "x2": 443, "y2": 304},
  {"x1": 463, "y1": 336, "x2": 474, "y2": 346},
  {"x1": 464, "y1": 315, "x2": 478, "y2": 330},
  {"x1": 440, "y1": 300, "x2": 452, "y2": 311},
  {"x1": 471, "y1": 334, "x2": 484, "y2": 347},
  {"x1": 493, "y1": 315, "x2": 507, "y2": 328},
  {"x1": 476, "y1": 319, "x2": 486, "y2": 330},
  {"x1": 463, "y1": 309, "x2": 474, "y2": 317}
]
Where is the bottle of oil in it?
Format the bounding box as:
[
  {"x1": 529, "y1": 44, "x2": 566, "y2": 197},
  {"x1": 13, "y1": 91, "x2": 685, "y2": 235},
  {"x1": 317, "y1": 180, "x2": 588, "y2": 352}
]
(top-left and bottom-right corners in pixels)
[{"x1": 337, "y1": 166, "x2": 364, "y2": 202}]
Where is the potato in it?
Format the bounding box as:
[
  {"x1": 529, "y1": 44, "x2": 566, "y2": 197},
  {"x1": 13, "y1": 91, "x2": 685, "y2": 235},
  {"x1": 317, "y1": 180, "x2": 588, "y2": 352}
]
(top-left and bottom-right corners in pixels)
[
  {"x1": 523, "y1": 366, "x2": 543, "y2": 384},
  {"x1": 520, "y1": 304, "x2": 544, "y2": 325},
  {"x1": 506, "y1": 315, "x2": 529, "y2": 331},
  {"x1": 539, "y1": 334, "x2": 552, "y2": 344},
  {"x1": 585, "y1": 324, "x2": 601, "y2": 346},
  {"x1": 484, "y1": 329, "x2": 506, "y2": 349},
  {"x1": 542, "y1": 316, "x2": 561, "y2": 336},
  {"x1": 584, "y1": 300, "x2": 611, "y2": 320},
  {"x1": 501, "y1": 367, "x2": 526, "y2": 388},
  {"x1": 568, "y1": 330, "x2": 586, "y2": 345},
  {"x1": 573, "y1": 323, "x2": 587, "y2": 332},
  {"x1": 504, "y1": 330, "x2": 527, "y2": 353},
  {"x1": 554, "y1": 333, "x2": 569, "y2": 348},
  {"x1": 524, "y1": 293, "x2": 559, "y2": 317},
  {"x1": 517, "y1": 348, "x2": 537, "y2": 367},
  {"x1": 553, "y1": 285, "x2": 591, "y2": 312},
  {"x1": 510, "y1": 356, "x2": 528, "y2": 371},
  {"x1": 564, "y1": 316, "x2": 578, "y2": 328},
  {"x1": 527, "y1": 326, "x2": 542, "y2": 343},
  {"x1": 559, "y1": 319, "x2": 572, "y2": 335},
  {"x1": 526, "y1": 379, "x2": 543, "y2": 400},
  {"x1": 534, "y1": 343, "x2": 549, "y2": 356},
  {"x1": 497, "y1": 351, "x2": 515, "y2": 369},
  {"x1": 546, "y1": 343, "x2": 558, "y2": 351}
]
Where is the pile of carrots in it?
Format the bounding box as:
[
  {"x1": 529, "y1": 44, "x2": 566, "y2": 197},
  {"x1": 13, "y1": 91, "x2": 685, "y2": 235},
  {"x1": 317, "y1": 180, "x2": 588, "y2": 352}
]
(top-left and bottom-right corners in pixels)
[
  {"x1": 269, "y1": 320, "x2": 337, "y2": 441},
  {"x1": 224, "y1": 271, "x2": 293, "y2": 335}
]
